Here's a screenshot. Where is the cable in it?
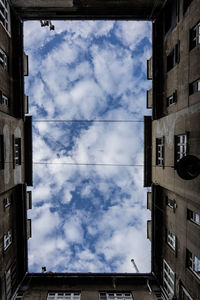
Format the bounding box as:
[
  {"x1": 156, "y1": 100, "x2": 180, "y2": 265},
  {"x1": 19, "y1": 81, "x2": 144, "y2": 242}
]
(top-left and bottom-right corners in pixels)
[{"x1": 32, "y1": 119, "x2": 144, "y2": 123}]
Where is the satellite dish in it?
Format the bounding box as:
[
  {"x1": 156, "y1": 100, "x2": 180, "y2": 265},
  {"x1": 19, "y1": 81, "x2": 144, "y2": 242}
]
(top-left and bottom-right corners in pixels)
[{"x1": 176, "y1": 155, "x2": 200, "y2": 180}]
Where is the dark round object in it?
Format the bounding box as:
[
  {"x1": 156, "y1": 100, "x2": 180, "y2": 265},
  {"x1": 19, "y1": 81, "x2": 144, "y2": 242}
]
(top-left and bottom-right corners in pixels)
[{"x1": 176, "y1": 155, "x2": 200, "y2": 180}]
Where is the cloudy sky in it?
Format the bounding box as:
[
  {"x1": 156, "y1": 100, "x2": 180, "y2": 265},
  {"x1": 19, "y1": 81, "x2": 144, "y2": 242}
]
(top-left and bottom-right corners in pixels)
[{"x1": 24, "y1": 20, "x2": 152, "y2": 273}]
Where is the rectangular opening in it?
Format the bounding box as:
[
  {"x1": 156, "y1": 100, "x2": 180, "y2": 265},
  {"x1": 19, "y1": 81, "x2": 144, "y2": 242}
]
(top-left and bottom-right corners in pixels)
[{"x1": 24, "y1": 20, "x2": 152, "y2": 273}]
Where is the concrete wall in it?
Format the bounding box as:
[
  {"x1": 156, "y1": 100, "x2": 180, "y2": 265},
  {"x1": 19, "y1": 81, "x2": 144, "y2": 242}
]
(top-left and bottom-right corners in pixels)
[
  {"x1": 151, "y1": 0, "x2": 200, "y2": 299},
  {"x1": 10, "y1": 0, "x2": 163, "y2": 20},
  {"x1": 18, "y1": 274, "x2": 160, "y2": 300}
]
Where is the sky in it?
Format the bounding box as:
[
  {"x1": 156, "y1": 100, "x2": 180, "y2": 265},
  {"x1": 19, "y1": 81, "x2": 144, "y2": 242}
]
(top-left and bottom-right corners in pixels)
[{"x1": 24, "y1": 20, "x2": 152, "y2": 273}]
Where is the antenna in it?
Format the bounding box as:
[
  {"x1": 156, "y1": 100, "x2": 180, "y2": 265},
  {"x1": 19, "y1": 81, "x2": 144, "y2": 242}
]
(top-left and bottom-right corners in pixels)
[{"x1": 131, "y1": 259, "x2": 139, "y2": 273}]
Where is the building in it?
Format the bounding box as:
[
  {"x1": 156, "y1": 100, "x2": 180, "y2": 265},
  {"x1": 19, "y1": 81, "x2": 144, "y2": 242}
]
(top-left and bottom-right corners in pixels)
[
  {"x1": 145, "y1": 0, "x2": 200, "y2": 299},
  {"x1": 0, "y1": 1, "x2": 32, "y2": 299},
  {"x1": 1, "y1": 0, "x2": 200, "y2": 299}
]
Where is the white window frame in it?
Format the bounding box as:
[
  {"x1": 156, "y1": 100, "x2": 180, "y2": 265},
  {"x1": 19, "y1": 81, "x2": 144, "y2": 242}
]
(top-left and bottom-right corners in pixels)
[
  {"x1": 47, "y1": 292, "x2": 81, "y2": 300},
  {"x1": 4, "y1": 196, "x2": 11, "y2": 208},
  {"x1": 156, "y1": 137, "x2": 164, "y2": 166},
  {"x1": 175, "y1": 134, "x2": 188, "y2": 162},
  {"x1": 13, "y1": 137, "x2": 21, "y2": 166},
  {"x1": 188, "y1": 209, "x2": 200, "y2": 226},
  {"x1": 1, "y1": 93, "x2": 9, "y2": 105},
  {"x1": 190, "y1": 22, "x2": 200, "y2": 48},
  {"x1": 99, "y1": 292, "x2": 133, "y2": 300},
  {"x1": 180, "y1": 285, "x2": 193, "y2": 300},
  {"x1": 5, "y1": 268, "x2": 12, "y2": 300},
  {"x1": 167, "y1": 230, "x2": 176, "y2": 251},
  {"x1": 3, "y1": 230, "x2": 12, "y2": 250},
  {"x1": 163, "y1": 260, "x2": 175, "y2": 299},
  {"x1": 0, "y1": 47, "x2": 8, "y2": 70},
  {"x1": 187, "y1": 250, "x2": 200, "y2": 280},
  {"x1": 0, "y1": 0, "x2": 10, "y2": 33},
  {"x1": 167, "y1": 91, "x2": 177, "y2": 106}
]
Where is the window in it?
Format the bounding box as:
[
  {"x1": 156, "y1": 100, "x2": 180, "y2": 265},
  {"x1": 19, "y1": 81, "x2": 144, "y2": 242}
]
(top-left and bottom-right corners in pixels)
[
  {"x1": 99, "y1": 292, "x2": 133, "y2": 300},
  {"x1": 0, "y1": 0, "x2": 10, "y2": 32},
  {"x1": 3, "y1": 230, "x2": 12, "y2": 250},
  {"x1": 166, "y1": 197, "x2": 177, "y2": 211},
  {"x1": 47, "y1": 292, "x2": 81, "y2": 300},
  {"x1": 175, "y1": 134, "x2": 188, "y2": 163},
  {"x1": 15, "y1": 292, "x2": 23, "y2": 299},
  {"x1": 167, "y1": 44, "x2": 179, "y2": 72},
  {"x1": 183, "y1": 0, "x2": 193, "y2": 14},
  {"x1": 187, "y1": 250, "x2": 200, "y2": 280},
  {"x1": 166, "y1": 229, "x2": 176, "y2": 251},
  {"x1": 4, "y1": 196, "x2": 12, "y2": 208},
  {"x1": 0, "y1": 92, "x2": 9, "y2": 106},
  {"x1": 5, "y1": 268, "x2": 12, "y2": 300},
  {"x1": 190, "y1": 21, "x2": 200, "y2": 50},
  {"x1": 156, "y1": 137, "x2": 164, "y2": 166},
  {"x1": 179, "y1": 285, "x2": 193, "y2": 300},
  {"x1": 0, "y1": 47, "x2": 8, "y2": 70},
  {"x1": 187, "y1": 209, "x2": 200, "y2": 226},
  {"x1": 163, "y1": 260, "x2": 175, "y2": 299},
  {"x1": 0, "y1": 134, "x2": 4, "y2": 169},
  {"x1": 189, "y1": 78, "x2": 200, "y2": 95},
  {"x1": 167, "y1": 91, "x2": 177, "y2": 106},
  {"x1": 164, "y1": 0, "x2": 178, "y2": 34},
  {"x1": 13, "y1": 137, "x2": 21, "y2": 166}
]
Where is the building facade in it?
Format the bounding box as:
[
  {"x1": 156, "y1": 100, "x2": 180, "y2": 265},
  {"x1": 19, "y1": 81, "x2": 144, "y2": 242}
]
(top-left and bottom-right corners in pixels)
[
  {"x1": 145, "y1": 0, "x2": 200, "y2": 299},
  {"x1": 0, "y1": 1, "x2": 32, "y2": 299}
]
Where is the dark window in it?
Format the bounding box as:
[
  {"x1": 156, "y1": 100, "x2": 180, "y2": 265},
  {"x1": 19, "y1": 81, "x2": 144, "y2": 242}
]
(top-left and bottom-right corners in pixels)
[
  {"x1": 183, "y1": 0, "x2": 193, "y2": 15},
  {"x1": 189, "y1": 78, "x2": 200, "y2": 95},
  {"x1": 13, "y1": 137, "x2": 21, "y2": 166},
  {"x1": 165, "y1": 0, "x2": 178, "y2": 34},
  {"x1": 166, "y1": 197, "x2": 177, "y2": 211},
  {"x1": 0, "y1": 135, "x2": 4, "y2": 169},
  {"x1": 190, "y1": 21, "x2": 200, "y2": 50},
  {"x1": 167, "y1": 44, "x2": 179, "y2": 72},
  {"x1": 167, "y1": 91, "x2": 177, "y2": 106},
  {"x1": 179, "y1": 284, "x2": 193, "y2": 300},
  {"x1": 156, "y1": 137, "x2": 164, "y2": 166}
]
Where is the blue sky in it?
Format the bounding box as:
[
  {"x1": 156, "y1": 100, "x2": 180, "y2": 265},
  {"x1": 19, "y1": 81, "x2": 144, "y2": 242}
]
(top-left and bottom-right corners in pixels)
[{"x1": 24, "y1": 20, "x2": 152, "y2": 273}]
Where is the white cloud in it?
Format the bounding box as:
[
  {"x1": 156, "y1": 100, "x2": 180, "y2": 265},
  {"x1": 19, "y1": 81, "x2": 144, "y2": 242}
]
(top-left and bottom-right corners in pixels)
[{"x1": 25, "y1": 20, "x2": 152, "y2": 273}]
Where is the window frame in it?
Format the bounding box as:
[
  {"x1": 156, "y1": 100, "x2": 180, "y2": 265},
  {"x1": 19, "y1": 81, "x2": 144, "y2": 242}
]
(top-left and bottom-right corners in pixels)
[
  {"x1": 47, "y1": 292, "x2": 81, "y2": 300},
  {"x1": 0, "y1": 0, "x2": 10, "y2": 33},
  {"x1": 179, "y1": 284, "x2": 193, "y2": 300},
  {"x1": 175, "y1": 134, "x2": 188, "y2": 163},
  {"x1": 13, "y1": 137, "x2": 21, "y2": 167},
  {"x1": 163, "y1": 260, "x2": 175, "y2": 299},
  {"x1": 189, "y1": 78, "x2": 200, "y2": 95},
  {"x1": 166, "y1": 229, "x2": 176, "y2": 251},
  {"x1": 167, "y1": 91, "x2": 177, "y2": 106},
  {"x1": 166, "y1": 197, "x2": 177, "y2": 212},
  {"x1": 167, "y1": 43, "x2": 179, "y2": 72},
  {"x1": 156, "y1": 137, "x2": 165, "y2": 166},
  {"x1": 187, "y1": 209, "x2": 200, "y2": 226},
  {"x1": 3, "y1": 230, "x2": 12, "y2": 251},
  {"x1": 0, "y1": 134, "x2": 4, "y2": 169},
  {"x1": 4, "y1": 196, "x2": 12, "y2": 208},
  {"x1": 5, "y1": 268, "x2": 12, "y2": 300},
  {"x1": 0, "y1": 47, "x2": 8, "y2": 70},
  {"x1": 190, "y1": 21, "x2": 200, "y2": 50},
  {"x1": 99, "y1": 292, "x2": 133, "y2": 300},
  {"x1": 187, "y1": 249, "x2": 200, "y2": 280}
]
